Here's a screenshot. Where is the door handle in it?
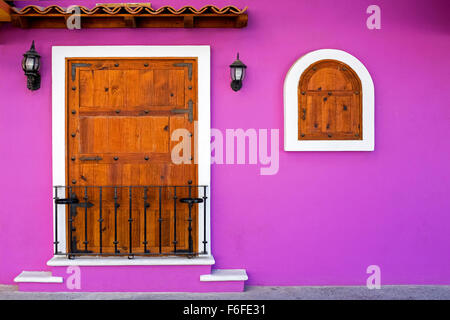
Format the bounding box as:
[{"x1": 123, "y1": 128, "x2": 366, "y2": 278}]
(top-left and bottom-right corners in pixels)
[{"x1": 79, "y1": 156, "x2": 103, "y2": 161}]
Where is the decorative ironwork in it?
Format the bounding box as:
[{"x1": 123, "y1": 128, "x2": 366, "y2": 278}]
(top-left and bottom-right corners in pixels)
[
  {"x1": 171, "y1": 99, "x2": 193, "y2": 123},
  {"x1": 53, "y1": 184, "x2": 209, "y2": 259},
  {"x1": 79, "y1": 156, "x2": 103, "y2": 161},
  {"x1": 173, "y1": 63, "x2": 193, "y2": 80},
  {"x1": 71, "y1": 63, "x2": 92, "y2": 81}
]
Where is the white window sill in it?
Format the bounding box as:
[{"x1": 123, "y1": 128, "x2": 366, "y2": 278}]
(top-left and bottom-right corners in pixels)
[{"x1": 47, "y1": 255, "x2": 215, "y2": 266}]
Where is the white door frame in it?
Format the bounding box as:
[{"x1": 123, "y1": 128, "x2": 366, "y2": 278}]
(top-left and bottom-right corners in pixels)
[{"x1": 52, "y1": 46, "x2": 211, "y2": 258}]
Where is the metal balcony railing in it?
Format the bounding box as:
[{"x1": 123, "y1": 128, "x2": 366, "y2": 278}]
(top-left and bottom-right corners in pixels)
[{"x1": 53, "y1": 184, "x2": 208, "y2": 259}]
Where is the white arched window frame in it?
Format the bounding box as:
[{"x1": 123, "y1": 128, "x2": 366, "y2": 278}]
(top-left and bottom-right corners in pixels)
[{"x1": 284, "y1": 49, "x2": 374, "y2": 151}]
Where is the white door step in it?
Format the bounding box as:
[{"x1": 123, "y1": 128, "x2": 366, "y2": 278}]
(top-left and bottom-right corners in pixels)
[
  {"x1": 14, "y1": 271, "x2": 63, "y2": 283},
  {"x1": 200, "y1": 269, "x2": 248, "y2": 282}
]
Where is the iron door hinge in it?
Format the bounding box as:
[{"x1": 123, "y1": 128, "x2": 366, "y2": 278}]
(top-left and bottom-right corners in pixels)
[
  {"x1": 173, "y1": 63, "x2": 193, "y2": 81},
  {"x1": 171, "y1": 99, "x2": 193, "y2": 123}
]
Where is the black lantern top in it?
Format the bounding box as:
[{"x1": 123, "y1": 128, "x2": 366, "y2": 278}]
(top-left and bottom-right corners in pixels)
[
  {"x1": 230, "y1": 53, "x2": 247, "y2": 81},
  {"x1": 22, "y1": 41, "x2": 41, "y2": 73}
]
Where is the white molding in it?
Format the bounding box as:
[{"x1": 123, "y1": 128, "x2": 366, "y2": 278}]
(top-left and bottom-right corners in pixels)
[
  {"x1": 14, "y1": 271, "x2": 63, "y2": 283},
  {"x1": 52, "y1": 46, "x2": 211, "y2": 257},
  {"x1": 284, "y1": 49, "x2": 375, "y2": 151},
  {"x1": 200, "y1": 269, "x2": 248, "y2": 282},
  {"x1": 47, "y1": 255, "x2": 215, "y2": 266}
]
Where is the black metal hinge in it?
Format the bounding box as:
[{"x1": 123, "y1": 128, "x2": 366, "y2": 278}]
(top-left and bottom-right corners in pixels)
[
  {"x1": 173, "y1": 63, "x2": 193, "y2": 81},
  {"x1": 171, "y1": 99, "x2": 193, "y2": 123},
  {"x1": 71, "y1": 63, "x2": 92, "y2": 81},
  {"x1": 79, "y1": 156, "x2": 103, "y2": 161}
]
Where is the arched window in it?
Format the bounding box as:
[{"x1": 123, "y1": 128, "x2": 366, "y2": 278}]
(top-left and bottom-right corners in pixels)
[
  {"x1": 284, "y1": 49, "x2": 374, "y2": 151},
  {"x1": 298, "y1": 60, "x2": 362, "y2": 140}
]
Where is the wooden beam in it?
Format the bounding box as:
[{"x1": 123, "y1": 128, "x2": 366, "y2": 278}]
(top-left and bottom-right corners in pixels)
[
  {"x1": 124, "y1": 16, "x2": 136, "y2": 28},
  {"x1": 11, "y1": 15, "x2": 29, "y2": 29},
  {"x1": 235, "y1": 14, "x2": 248, "y2": 28},
  {"x1": 183, "y1": 16, "x2": 194, "y2": 28},
  {"x1": 0, "y1": 0, "x2": 11, "y2": 22}
]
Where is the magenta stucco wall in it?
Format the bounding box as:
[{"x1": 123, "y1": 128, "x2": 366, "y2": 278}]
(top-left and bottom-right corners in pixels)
[{"x1": 1, "y1": 0, "x2": 449, "y2": 287}]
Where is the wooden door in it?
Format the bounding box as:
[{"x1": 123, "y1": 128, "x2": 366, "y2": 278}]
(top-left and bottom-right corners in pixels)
[
  {"x1": 66, "y1": 58, "x2": 198, "y2": 255},
  {"x1": 298, "y1": 59, "x2": 362, "y2": 140}
]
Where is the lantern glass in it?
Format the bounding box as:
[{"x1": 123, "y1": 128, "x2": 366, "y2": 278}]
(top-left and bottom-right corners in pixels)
[
  {"x1": 23, "y1": 56, "x2": 35, "y2": 72},
  {"x1": 230, "y1": 67, "x2": 236, "y2": 81},
  {"x1": 33, "y1": 56, "x2": 41, "y2": 72},
  {"x1": 231, "y1": 66, "x2": 245, "y2": 81}
]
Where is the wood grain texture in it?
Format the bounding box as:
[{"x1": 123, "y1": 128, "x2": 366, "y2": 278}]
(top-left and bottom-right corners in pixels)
[
  {"x1": 0, "y1": 0, "x2": 11, "y2": 22},
  {"x1": 298, "y1": 59, "x2": 362, "y2": 140},
  {"x1": 66, "y1": 58, "x2": 198, "y2": 255}
]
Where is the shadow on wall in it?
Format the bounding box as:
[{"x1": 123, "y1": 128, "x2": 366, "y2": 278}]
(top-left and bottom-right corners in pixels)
[{"x1": 390, "y1": 0, "x2": 450, "y2": 34}]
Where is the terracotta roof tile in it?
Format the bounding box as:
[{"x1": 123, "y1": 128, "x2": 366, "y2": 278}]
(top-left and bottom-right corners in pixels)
[{"x1": 12, "y1": 4, "x2": 248, "y2": 16}]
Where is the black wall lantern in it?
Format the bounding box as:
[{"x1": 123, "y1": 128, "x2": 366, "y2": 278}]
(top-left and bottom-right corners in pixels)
[
  {"x1": 22, "y1": 41, "x2": 41, "y2": 91},
  {"x1": 230, "y1": 53, "x2": 246, "y2": 91}
]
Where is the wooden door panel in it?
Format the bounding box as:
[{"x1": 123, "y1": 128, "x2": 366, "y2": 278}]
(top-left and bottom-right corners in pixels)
[
  {"x1": 125, "y1": 69, "x2": 154, "y2": 108},
  {"x1": 323, "y1": 96, "x2": 337, "y2": 135},
  {"x1": 79, "y1": 70, "x2": 123, "y2": 109},
  {"x1": 79, "y1": 116, "x2": 170, "y2": 154},
  {"x1": 304, "y1": 60, "x2": 358, "y2": 91},
  {"x1": 336, "y1": 96, "x2": 352, "y2": 133},
  {"x1": 67, "y1": 58, "x2": 198, "y2": 255},
  {"x1": 80, "y1": 68, "x2": 186, "y2": 110}
]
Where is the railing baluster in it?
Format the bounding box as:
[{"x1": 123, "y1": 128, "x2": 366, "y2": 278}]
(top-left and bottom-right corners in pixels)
[
  {"x1": 188, "y1": 183, "x2": 193, "y2": 254},
  {"x1": 202, "y1": 186, "x2": 208, "y2": 254},
  {"x1": 143, "y1": 187, "x2": 149, "y2": 253},
  {"x1": 128, "y1": 186, "x2": 133, "y2": 257},
  {"x1": 83, "y1": 187, "x2": 89, "y2": 252},
  {"x1": 113, "y1": 187, "x2": 119, "y2": 254},
  {"x1": 159, "y1": 186, "x2": 162, "y2": 254},
  {"x1": 173, "y1": 186, "x2": 177, "y2": 253},
  {"x1": 53, "y1": 187, "x2": 59, "y2": 255},
  {"x1": 68, "y1": 186, "x2": 74, "y2": 258},
  {"x1": 98, "y1": 187, "x2": 103, "y2": 254}
]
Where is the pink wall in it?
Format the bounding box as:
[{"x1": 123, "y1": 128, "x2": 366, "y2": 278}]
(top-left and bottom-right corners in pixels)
[{"x1": 1, "y1": 0, "x2": 449, "y2": 286}]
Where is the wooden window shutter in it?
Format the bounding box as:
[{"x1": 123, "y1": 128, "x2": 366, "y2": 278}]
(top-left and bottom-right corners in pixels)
[{"x1": 298, "y1": 59, "x2": 362, "y2": 140}]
